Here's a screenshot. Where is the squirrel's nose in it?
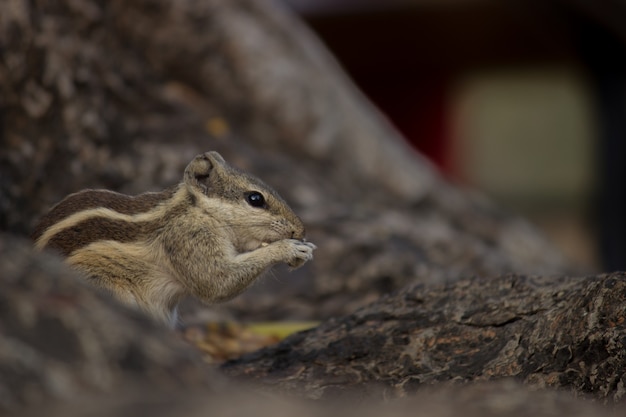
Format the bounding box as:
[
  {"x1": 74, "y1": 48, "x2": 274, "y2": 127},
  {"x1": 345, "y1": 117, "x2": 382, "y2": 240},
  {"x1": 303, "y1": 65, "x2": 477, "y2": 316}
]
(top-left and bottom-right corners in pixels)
[{"x1": 291, "y1": 227, "x2": 305, "y2": 240}]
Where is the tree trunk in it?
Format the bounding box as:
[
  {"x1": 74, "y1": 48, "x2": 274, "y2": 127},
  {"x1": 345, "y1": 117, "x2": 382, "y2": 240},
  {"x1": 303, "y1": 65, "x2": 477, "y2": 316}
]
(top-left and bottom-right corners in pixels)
[
  {"x1": 223, "y1": 272, "x2": 626, "y2": 403},
  {"x1": 1, "y1": 0, "x2": 570, "y2": 322},
  {"x1": 0, "y1": 235, "x2": 218, "y2": 411},
  {"x1": 1, "y1": 0, "x2": 624, "y2": 415}
]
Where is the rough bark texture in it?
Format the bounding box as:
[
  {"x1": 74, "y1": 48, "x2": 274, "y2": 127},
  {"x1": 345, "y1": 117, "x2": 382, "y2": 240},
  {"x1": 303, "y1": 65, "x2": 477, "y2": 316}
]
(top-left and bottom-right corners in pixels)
[
  {"x1": 0, "y1": 234, "x2": 623, "y2": 417},
  {"x1": 223, "y1": 272, "x2": 626, "y2": 403},
  {"x1": 37, "y1": 380, "x2": 621, "y2": 417},
  {"x1": 1, "y1": 0, "x2": 624, "y2": 416},
  {"x1": 1, "y1": 0, "x2": 571, "y2": 323},
  {"x1": 0, "y1": 235, "x2": 219, "y2": 412}
]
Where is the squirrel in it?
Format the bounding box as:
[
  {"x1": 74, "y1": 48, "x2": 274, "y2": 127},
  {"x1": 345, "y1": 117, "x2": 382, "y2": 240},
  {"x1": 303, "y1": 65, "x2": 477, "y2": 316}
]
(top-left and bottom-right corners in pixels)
[{"x1": 31, "y1": 151, "x2": 316, "y2": 326}]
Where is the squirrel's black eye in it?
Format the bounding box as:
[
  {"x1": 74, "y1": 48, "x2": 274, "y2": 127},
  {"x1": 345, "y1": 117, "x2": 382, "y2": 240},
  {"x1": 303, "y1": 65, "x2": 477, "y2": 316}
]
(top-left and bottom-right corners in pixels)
[{"x1": 246, "y1": 191, "x2": 266, "y2": 208}]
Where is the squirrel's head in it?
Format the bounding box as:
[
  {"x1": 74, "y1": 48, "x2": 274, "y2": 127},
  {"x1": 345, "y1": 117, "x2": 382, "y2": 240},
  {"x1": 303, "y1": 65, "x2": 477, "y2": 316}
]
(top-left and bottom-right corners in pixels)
[{"x1": 183, "y1": 151, "x2": 306, "y2": 252}]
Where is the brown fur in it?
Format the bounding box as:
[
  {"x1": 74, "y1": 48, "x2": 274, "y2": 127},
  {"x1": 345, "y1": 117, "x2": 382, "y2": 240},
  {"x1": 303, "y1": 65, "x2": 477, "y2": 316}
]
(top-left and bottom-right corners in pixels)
[
  {"x1": 32, "y1": 152, "x2": 316, "y2": 326},
  {"x1": 31, "y1": 188, "x2": 176, "y2": 242}
]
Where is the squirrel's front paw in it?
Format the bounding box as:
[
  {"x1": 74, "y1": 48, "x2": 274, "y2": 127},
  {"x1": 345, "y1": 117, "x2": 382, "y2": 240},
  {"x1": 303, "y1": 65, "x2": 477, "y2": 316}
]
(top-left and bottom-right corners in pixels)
[{"x1": 280, "y1": 239, "x2": 316, "y2": 269}]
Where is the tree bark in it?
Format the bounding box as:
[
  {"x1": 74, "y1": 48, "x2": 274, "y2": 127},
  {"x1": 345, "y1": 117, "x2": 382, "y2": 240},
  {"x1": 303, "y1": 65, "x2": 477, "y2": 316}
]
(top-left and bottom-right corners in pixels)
[
  {"x1": 2, "y1": 234, "x2": 621, "y2": 415},
  {"x1": 224, "y1": 272, "x2": 626, "y2": 403},
  {"x1": 1, "y1": 0, "x2": 571, "y2": 322},
  {"x1": 2, "y1": 0, "x2": 624, "y2": 415},
  {"x1": 0, "y1": 235, "x2": 218, "y2": 412}
]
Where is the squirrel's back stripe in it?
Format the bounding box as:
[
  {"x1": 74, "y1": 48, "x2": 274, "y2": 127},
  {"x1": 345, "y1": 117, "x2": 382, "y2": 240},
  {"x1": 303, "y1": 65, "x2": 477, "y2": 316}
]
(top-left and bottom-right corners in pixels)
[
  {"x1": 34, "y1": 187, "x2": 187, "y2": 255},
  {"x1": 45, "y1": 217, "x2": 147, "y2": 257},
  {"x1": 31, "y1": 187, "x2": 177, "y2": 242}
]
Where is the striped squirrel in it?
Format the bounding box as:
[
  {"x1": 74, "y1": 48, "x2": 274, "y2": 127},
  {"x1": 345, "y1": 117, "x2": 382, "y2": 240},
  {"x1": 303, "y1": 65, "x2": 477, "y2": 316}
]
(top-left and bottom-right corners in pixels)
[{"x1": 32, "y1": 151, "x2": 316, "y2": 326}]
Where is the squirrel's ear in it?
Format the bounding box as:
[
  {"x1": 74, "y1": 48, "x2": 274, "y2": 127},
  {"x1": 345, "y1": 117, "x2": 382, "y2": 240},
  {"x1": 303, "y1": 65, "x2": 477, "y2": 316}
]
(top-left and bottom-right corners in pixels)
[
  {"x1": 184, "y1": 152, "x2": 226, "y2": 192},
  {"x1": 205, "y1": 151, "x2": 226, "y2": 165}
]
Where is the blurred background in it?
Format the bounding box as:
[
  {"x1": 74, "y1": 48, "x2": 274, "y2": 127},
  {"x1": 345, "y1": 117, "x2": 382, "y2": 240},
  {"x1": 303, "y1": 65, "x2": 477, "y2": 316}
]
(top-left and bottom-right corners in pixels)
[{"x1": 280, "y1": 0, "x2": 626, "y2": 272}]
